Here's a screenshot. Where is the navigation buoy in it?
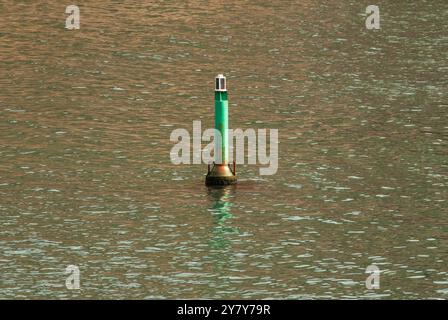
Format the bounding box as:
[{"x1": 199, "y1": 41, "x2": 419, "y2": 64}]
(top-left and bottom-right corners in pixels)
[{"x1": 205, "y1": 74, "x2": 237, "y2": 186}]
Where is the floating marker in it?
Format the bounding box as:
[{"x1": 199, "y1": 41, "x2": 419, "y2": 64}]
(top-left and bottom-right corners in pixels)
[{"x1": 205, "y1": 74, "x2": 237, "y2": 186}]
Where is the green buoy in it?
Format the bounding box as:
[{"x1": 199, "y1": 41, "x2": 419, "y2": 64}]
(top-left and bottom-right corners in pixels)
[{"x1": 205, "y1": 74, "x2": 237, "y2": 186}]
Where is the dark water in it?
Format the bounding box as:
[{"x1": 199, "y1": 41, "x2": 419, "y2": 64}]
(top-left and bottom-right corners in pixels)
[{"x1": 0, "y1": 1, "x2": 447, "y2": 299}]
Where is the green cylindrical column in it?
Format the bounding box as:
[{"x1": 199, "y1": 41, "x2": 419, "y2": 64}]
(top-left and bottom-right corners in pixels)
[
  {"x1": 205, "y1": 74, "x2": 237, "y2": 186},
  {"x1": 215, "y1": 89, "x2": 228, "y2": 164}
]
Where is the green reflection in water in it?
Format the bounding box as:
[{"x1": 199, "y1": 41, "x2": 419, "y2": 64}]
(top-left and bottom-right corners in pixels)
[{"x1": 207, "y1": 186, "x2": 239, "y2": 252}]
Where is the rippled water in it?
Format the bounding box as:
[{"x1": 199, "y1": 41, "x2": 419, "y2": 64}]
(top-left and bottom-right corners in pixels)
[{"x1": 0, "y1": 1, "x2": 447, "y2": 299}]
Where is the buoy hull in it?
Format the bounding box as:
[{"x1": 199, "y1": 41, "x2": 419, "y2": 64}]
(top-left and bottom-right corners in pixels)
[
  {"x1": 205, "y1": 175, "x2": 237, "y2": 186},
  {"x1": 205, "y1": 164, "x2": 237, "y2": 186}
]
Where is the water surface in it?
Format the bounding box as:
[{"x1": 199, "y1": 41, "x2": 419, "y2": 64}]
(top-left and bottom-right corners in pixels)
[{"x1": 0, "y1": 0, "x2": 447, "y2": 299}]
